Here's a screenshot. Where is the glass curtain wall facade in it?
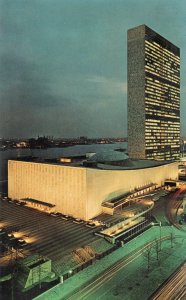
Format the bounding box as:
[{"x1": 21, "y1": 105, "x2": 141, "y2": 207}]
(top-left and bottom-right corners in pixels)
[{"x1": 128, "y1": 25, "x2": 180, "y2": 160}]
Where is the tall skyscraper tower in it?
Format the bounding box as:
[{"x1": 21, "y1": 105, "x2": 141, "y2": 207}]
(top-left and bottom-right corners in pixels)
[{"x1": 128, "y1": 25, "x2": 180, "y2": 160}]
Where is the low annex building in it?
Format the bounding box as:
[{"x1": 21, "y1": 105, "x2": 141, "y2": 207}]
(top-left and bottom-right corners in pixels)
[{"x1": 8, "y1": 157, "x2": 179, "y2": 220}]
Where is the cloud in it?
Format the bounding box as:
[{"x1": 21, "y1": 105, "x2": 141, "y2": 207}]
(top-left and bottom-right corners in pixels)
[
  {"x1": 0, "y1": 54, "x2": 60, "y2": 109},
  {"x1": 0, "y1": 53, "x2": 74, "y2": 137},
  {"x1": 87, "y1": 75, "x2": 127, "y2": 94}
]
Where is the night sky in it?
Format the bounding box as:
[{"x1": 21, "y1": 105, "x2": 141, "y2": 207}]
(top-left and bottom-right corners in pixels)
[{"x1": 1, "y1": 0, "x2": 186, "y2": 138}]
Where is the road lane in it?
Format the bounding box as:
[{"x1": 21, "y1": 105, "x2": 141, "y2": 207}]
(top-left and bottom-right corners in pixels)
[
  {"x1": 151, "y1": 262, "x2": 186, "y2": 300},
  {"x1": 67, "y1": 237, "x2": 170, "y2": 300}
]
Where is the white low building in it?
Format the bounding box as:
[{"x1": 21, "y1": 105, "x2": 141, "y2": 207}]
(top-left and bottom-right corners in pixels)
[{"x1": 8, "y1": 158, "x2": 179, "y2": 220}]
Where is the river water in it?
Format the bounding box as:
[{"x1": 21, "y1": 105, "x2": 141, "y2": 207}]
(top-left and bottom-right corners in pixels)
[{"x1": 0, "y1": 142, "x2": 127, "y2": 194}]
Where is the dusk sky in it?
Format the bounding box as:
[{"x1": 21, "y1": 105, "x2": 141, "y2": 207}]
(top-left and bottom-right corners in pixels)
[{"x1": 1, "y1": 0, "x2": 186, "y2": 138}]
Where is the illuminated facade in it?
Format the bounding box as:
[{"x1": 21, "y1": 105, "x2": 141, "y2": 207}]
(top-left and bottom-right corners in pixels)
[
  {"x1": 8, "y1": 160, "x2": 178, "y2": 220},
  {"x1": 128, "y1": 25, "x2": 180, "y2": 160}
]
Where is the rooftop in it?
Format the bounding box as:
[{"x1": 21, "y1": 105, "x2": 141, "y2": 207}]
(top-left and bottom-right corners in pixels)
[
  {"x1": 95, "y1": 158, "x2": 175, "y2": 170},
  {"x1": 10, "y1": 152, "x2": 176, "y2": 171}
]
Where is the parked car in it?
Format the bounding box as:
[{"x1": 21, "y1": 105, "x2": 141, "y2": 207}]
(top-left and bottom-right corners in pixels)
[
  {"x1": 17, "y1": 239, "x2": 27, "y2": 248},
  {"x1": 73, "y1": 218, "x2": 84, "y2": 224},
  {"x1": 0, "y1": 228, "x2": 6, "y2": 237},
  {"x1": 50, "y1": 212, "x2": 59, "y2": 217},
  {"x1": 85, "y1": 222, "x2": 96, "y2": 228},
  {"x1": 50, "y1": 212, "x2": 65, "y2": 217},
  {"x1": 61, "y1": 214, "x2": 70, "y2": 220}
]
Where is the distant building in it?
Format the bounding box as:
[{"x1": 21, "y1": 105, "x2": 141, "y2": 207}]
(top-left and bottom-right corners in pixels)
[
  {"x1": 128, "y1": 24, "x2": 180, "y2": 160},
  {"x1": 16, "y1": 141, "x2": 28, "y2": 148}
]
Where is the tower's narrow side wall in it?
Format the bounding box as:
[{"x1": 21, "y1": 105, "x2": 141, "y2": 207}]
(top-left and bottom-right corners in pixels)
[{"x1": 128, "y1": 25, "x2": 146, "y2": 159}]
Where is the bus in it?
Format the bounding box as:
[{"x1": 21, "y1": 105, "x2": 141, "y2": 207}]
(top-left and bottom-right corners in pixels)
[{"x1": 164, "y1": 180, "x2": 183, "y2": 191}]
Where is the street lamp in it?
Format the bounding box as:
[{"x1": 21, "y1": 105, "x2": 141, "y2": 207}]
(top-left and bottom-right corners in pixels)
[
  {"x1": 151, "y1": 221, "x2": 162, "y2": 250},
  {"x1": 171, "y1": 225, "x2": 174, "y2": 248},
  {"x1": 68, "y1": 270, "x2": 73, "y2": 278}
]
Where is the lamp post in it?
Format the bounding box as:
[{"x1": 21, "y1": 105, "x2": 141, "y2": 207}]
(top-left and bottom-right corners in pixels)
[
  {"x1": 151, "y1": 221, "x2": 162, "y2": 250},
  {"x1": 159, "y1": 221, "x2": 162, "y2": 250},
  {"x1": 171, "y1": 225, "x2": 174, "y2": 248}
]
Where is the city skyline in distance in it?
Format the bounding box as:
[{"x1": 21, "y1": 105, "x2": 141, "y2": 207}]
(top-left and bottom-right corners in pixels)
[{"x1": 1, "y1": 0, "x2": 186, "y2": 138}]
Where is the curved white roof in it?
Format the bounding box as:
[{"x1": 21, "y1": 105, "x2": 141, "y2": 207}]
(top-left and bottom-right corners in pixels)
[{"x1": 87, "y1": 150, "x2": 128, "y2": 162}]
